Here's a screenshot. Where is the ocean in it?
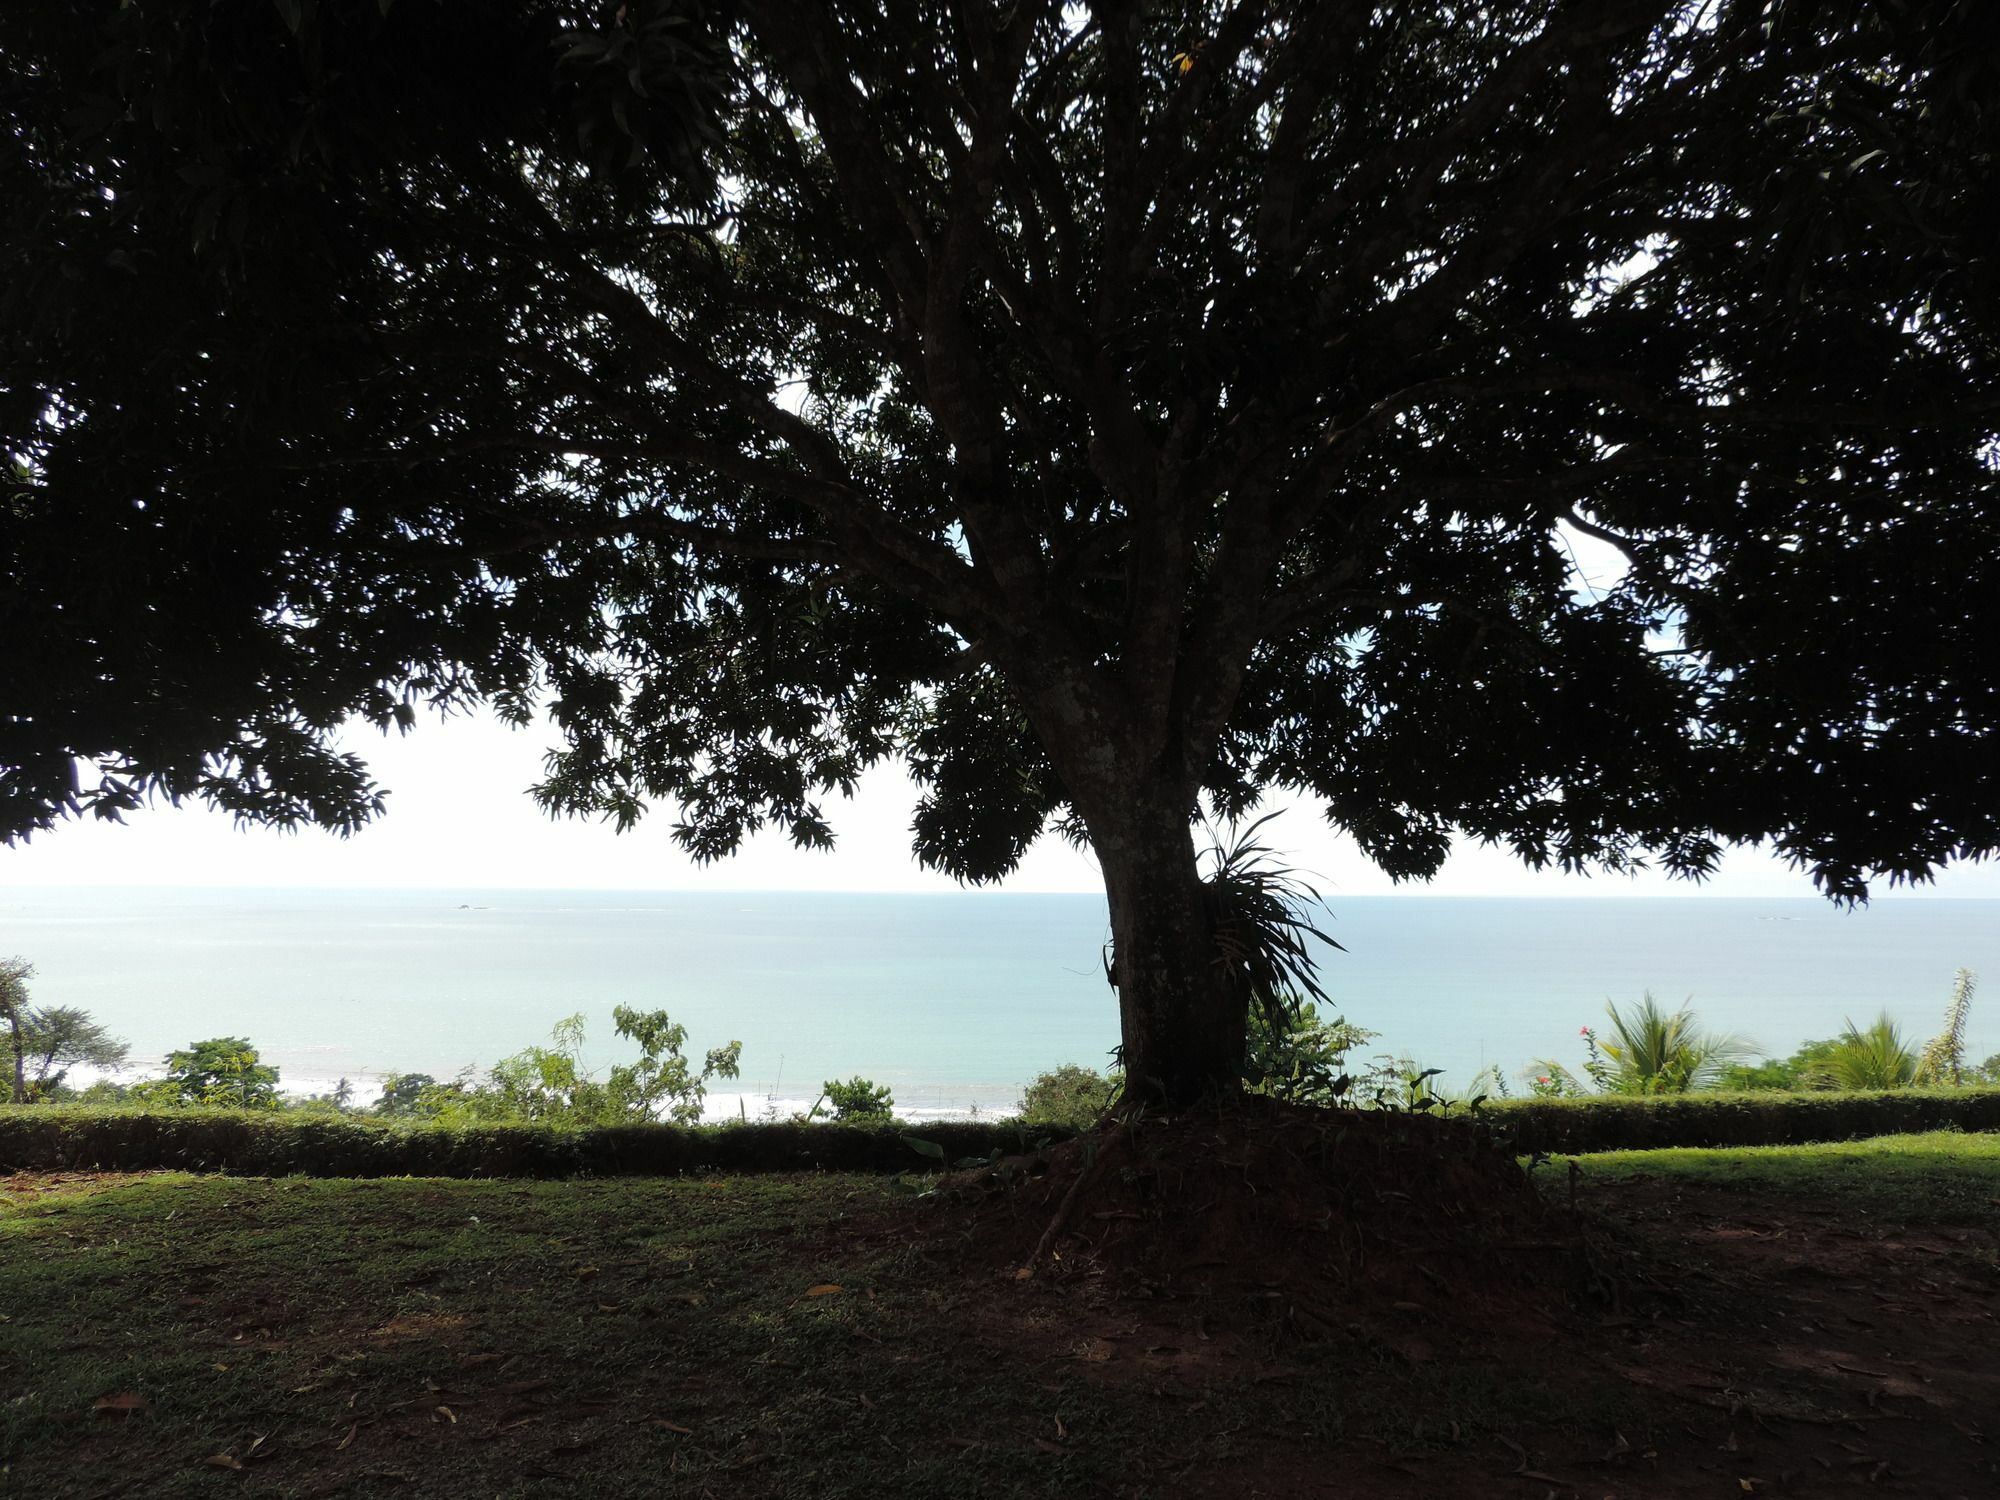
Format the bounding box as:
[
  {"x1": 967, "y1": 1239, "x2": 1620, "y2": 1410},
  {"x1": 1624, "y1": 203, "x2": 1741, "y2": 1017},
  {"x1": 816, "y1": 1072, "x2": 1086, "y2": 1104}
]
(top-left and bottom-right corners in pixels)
[{"x1": 2, "y1": 888, "x2": 1995, "y2": 1118}]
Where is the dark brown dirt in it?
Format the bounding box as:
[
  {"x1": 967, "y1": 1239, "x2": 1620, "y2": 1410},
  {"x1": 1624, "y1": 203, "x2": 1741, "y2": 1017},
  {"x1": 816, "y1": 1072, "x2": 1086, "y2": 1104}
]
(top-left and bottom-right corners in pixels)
[
  {"x1": 933, "y1": 1097, "x2": 1600, "y2": 1348},
  {"x1": 890, "y1": 1115, "x2": 2000, "y2": 1498}
]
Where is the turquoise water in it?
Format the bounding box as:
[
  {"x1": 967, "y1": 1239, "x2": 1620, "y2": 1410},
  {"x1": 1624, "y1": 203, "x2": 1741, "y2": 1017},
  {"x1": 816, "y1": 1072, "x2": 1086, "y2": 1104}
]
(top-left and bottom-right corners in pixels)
[{"x1": 2, "y1": 888, "x2": 1994, "y2": 1117}]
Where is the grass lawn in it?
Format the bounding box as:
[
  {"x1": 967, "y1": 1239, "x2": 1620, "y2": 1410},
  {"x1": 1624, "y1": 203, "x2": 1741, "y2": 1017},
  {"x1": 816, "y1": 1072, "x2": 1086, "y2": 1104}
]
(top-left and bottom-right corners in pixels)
[
  {"x1": 3, "y1": 1130, "x2": 1996, "y2": 1498},
  {"x1": 1575, "y1": 1128, "x2": 2000, "y2": 1224}
]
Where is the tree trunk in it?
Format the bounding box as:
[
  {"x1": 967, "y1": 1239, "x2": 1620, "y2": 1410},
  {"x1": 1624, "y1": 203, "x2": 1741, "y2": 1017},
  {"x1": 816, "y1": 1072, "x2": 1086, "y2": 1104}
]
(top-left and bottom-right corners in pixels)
[
  {"x1": 5, "y1": 1008, "x2": 24, "y2": 1106},
  {"x1": 1091, "y1": 788, "x2": 1246, "y2": 1110}
]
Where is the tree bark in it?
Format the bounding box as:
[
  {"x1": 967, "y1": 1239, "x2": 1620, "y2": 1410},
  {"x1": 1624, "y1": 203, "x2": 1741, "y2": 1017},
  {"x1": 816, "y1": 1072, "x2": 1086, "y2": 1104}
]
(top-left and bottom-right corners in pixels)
[
  {"x1": 1090, "y1": 786, "x2": 1245, "y2": 1110},
  {"x1": 5, "y1": 1008, "x2": 25, "y2": 1105}
]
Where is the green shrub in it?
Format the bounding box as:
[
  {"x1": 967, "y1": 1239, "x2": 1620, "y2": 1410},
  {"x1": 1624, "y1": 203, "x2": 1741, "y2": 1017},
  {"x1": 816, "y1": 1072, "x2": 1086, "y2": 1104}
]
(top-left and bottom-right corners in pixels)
[
  {"x1": 412, "y1": 1009, "x2": 742, "y2": 1127},
  {"x1": 1244, "y1": 1000, "x2": 1375, "y2": 1105},
  {"x1": 131, "y1": 1037, "x2": 281, "y2": 1109},
  {"x1": 1018, "y1": 1064, "x2": 1119, "y2": 1128},
  {"x1": 372, "y1": 1073, "x2": 438, "y2": 1118},
  {"x1": 1491, "y1": 1086, "x2": 2000, "y2": 1156},
  {"x1": 0, "y1": 1105, "x2": 1077, "y2": 1178},
  {"x1": 1716, "y1": 1037, "x2": 1845, "y2": 1092},
  {"x1": 818, "y1": 1076, "x2": 894, "y2": 1123}
]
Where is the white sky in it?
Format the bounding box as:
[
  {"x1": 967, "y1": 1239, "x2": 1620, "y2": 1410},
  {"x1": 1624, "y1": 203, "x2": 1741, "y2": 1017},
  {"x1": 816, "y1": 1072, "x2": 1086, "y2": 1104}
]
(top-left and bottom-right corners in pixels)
[
  {"x1": 3, "y1": 707, "x2": 1996, "y2": 897},
  {"x1": 6, "y1": 531, "x2": 1993, "y2": 899}
]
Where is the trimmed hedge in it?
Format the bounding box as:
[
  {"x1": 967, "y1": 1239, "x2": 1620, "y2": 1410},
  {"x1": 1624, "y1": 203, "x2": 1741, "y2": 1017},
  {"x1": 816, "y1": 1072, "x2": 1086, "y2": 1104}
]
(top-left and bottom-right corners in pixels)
[
  {"x1": 4, "y1": 1090, "x2": 1997, "y2": 1179},
  {"x1": 0, "y1": 1106, "x2": 1074, "y2": 1179},
  {"x1": 1489, "y1": 1086, "x2": 2000, "y2": 1156}
]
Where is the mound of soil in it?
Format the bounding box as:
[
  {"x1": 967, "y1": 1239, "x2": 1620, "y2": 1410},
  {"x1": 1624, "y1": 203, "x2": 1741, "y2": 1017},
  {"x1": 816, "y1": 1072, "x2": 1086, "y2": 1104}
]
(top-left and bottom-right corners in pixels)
[{"x1": 935, "y1": 1096, "x2": 1599, "y2": 1344}]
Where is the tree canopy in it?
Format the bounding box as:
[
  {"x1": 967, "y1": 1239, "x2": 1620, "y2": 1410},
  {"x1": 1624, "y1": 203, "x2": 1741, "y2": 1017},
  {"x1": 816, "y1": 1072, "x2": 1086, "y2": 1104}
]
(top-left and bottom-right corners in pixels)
[{"x1": 4, "y1": 0, "x2": 1996, "y2": 1102}]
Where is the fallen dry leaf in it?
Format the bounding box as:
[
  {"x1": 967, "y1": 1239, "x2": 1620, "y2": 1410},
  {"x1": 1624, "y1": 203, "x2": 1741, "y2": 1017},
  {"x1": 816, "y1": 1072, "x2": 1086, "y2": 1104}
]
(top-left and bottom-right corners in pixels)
[
  {"x1": 649, "y1": 1418, "x2": 693, "y2": 1434},
  {"x1": 335, "y1": 1424, "x2": 357, "y2": 1452},
  {"x1": 92, "y1": 1393, "x2": 147, "y2": 1416},
  {"x1": 434, "y1": 1405, "x2": 457, "y2": 1424},
  {"x1": 804, "y1": 1283, "x2": 843, "y2": 1297},
  {"x1": 205, "y1": 1454, "x2": 243, "y2": 1471},
  {"x1": 575, "y1": 1266, "x2": 599, "y2": 1281}
]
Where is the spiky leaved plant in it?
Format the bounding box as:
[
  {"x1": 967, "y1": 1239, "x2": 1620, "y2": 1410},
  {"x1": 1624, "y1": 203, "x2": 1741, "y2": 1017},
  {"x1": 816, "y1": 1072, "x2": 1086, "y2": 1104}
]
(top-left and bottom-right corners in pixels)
[
  {"x1": 1541, "y1": 993, "x2": 1759, "y2": 1095},
  {"x1": 1828, "y1": 1013, "x2": 1921, "y2": 1091},
  {"x1": 1916, "y1": 969, "x2": 1979, "y2": 1087},
  {"x1": 1199, "y1": 814, "x2": 1342, "y2": 1062}
]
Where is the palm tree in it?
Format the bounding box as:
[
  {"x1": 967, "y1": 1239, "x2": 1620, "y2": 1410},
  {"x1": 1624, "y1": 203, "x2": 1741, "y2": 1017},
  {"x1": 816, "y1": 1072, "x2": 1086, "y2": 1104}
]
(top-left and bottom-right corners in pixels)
[
  {"x1": 1915, "y1": 970, "x2": 1979, "y2": 1086},
  {"x1": 1551, "y1": 993, "x2": 1759, "y2": 1095},
  {"x1": 1827, "y1": 1013, "x2": 1920, "y2": 1091}
]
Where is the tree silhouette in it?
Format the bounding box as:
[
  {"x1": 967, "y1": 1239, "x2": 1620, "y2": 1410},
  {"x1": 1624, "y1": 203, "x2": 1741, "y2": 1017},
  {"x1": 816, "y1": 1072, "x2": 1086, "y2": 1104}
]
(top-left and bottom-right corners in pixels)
[{"x1": 5, "y1": 1, "x2": 1995, "y2": 1103}]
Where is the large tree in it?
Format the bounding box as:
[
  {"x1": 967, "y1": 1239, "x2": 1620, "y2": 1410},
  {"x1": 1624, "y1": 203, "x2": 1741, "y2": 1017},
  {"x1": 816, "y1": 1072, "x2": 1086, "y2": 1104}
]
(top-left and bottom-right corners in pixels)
[{"x1": 4, "y1": 1, "x2": 1996, "y2": 1105}]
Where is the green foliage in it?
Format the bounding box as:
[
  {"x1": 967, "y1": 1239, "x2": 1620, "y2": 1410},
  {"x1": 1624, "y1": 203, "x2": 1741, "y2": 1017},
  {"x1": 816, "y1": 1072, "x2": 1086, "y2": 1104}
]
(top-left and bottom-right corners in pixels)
[
  {"x1": 0, "y1": 956, "x2": 129, "y2": 1104},
  {"x1": 1, "y1": 955, "x2": 34, "y2": 1102},
  {"x1": 1538, "y1": 995, "x2": 1758, "y2": 1096},
  {"x1": 5, "y1": 0, "x2": 1997, "y2": 928},
  {"x1": 11, "y1": 1084, "x2": 1999, "y2": 1178},
  {"x1": 1491, "y1": 1087, "x2": 2000, "y2": 1157},
  {"x1": 1915, "y1": 969, "x2": 1978, "y2": 1086},
  {"x1": 413, "y1": 1009, "x2": 742, "y2": 1128},
  {"x1": 0, "y1": 1105, "x2": 1076, "y2": 1179},
  {"x1": 1825, "y1": 1012, "x2": 1921, "y2": 1091},
  {"x1": 1017, "y1": 1064, "x2": 1120, "y2": 1130},
  {"x1": 1717, "y1": 1037, "x2": 1846, "y2": 1092},
  {"x1": 290, "y1": 1077, "x2": 357, "y2": 1115},
  {"x1": 818, "y1": 1076, "x2": 895, "y2": 1124},
  {"x1": 1199, "y1": 817, "x2": 1339, "y2": 1036},
  {"x1": 131, "y1": 1037, "x2": 280, "y2": 1110},
  {"x1": 1350, "y1": 1056, "x2": 1500, "y2": 1115},
  {"x1": 1243, "y1": 1000, "x2": 1375, "y2": 1106},
  {"x1": 371, "y1": 1073, "x2": 438, "y2": 1118}
]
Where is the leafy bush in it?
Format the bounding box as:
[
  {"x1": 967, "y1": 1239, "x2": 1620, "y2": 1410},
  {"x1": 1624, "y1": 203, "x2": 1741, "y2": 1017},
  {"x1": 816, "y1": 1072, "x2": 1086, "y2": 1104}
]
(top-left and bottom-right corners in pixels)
[
  {"x1": 6, "y1": 1085, "x2": 1994, "y2": 1178},
  {"x1": 1716, "y1": 1037, "x2": 1846, "y2": 1092},
  {"x1": 1356, "y1": 1056, "x2": 1504, "y2": 1113},
  {"x1": 129, "y1": 1037, "x2": 281, "y2": 1110},
  {"x1": 818, "y1": 1076, "x2": 894, "y2": 1123},
  {"x1": 1244, "y1": 1000, "x2": 1375, "y2": 1105},
  {"x1": 372, "y1": 1073, "x2": 438, "y2": 1118},
  {"x1": 1490, "y1": 1086, "x2": 2000, "y2": 1155},
  {"x1": 1019, "y1": 1064, "x2": 1119, "y2": 1129},
  {"x1": 0, "y1": 1105, "x2": 1078, "y2": 1178},
  {"x1": 414, "y1": 1009, "x2": 742, "y2": 1127}
]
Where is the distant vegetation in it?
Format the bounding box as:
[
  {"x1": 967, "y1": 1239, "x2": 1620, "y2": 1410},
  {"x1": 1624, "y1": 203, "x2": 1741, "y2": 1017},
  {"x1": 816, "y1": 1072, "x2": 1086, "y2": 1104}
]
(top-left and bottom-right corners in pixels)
[{"x1": 8, "y1": 948, "x2": 1992, "y2": 1129}]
